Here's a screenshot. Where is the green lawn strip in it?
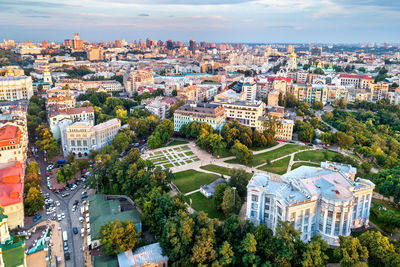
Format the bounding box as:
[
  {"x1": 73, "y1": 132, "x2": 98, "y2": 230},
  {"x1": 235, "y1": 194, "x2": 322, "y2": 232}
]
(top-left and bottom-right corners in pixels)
[
  {"x1": 215, "y1": 149, "x2": 233, "y2": 158},
  {"x1": 258, "y1": 156, "x2": 290, "y2": 175},
  {"x1": 291, "y1": 162, "x2": 320, "y2": 170},
  {"x1": 184, "y1": 151, "x2": 194, "y2": 156},
  {"x1": 250, "y1": 141, "x2": 279, "y2": 151},
  {"x1": 154, "y1": 151, "x2": 163, "y2": 155},
  {"x1": 163, "y1": 163, "x2": 174, "y2": 168},
  {"x1": 166, "y1": 140, "x2": 189, "y2": 147},
  {"x1": 226, "y1": 144, "x2": 308, "y2": 167},
  {"x1": 294, "y1": 150, "x2": 340, "y2": 163},
  {"x1": 181, "y1": 145, "x2": 190, "y2": 150},
  {"x1": 184, "y1": 192, "x2": 224, "y2": 220},
  {"x1": 200, "y1": 164, "x2": 252, "y2": 179},
  {"x1": 172, "y1": 170, "x2": 220, "y2": 193}
]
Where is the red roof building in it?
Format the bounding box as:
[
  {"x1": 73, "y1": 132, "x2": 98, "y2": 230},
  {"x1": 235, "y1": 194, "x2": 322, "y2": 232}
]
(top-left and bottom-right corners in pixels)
[{"x1": 0, "y1": 161, "x2": 24, "y2": 207}]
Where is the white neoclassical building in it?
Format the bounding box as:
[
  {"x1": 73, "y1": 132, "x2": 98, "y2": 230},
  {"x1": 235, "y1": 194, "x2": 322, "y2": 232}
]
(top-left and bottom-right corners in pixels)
[{"x1": 246, "y1": 161, "x2": 375, "y2": 246}]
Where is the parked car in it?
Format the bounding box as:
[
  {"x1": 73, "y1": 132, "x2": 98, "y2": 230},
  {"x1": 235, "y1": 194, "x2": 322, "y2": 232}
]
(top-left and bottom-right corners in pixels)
[
  {"x1": 33, "y1": 214, "x2": 42, "y2": 222},
  {"x1": 63, "y1": 241, "x2": 68, "y2": 251},
  {"x1": 73, "y1": 227, "x2": 78, "y2": 235},
  {"x1": 64, "y1": 252, "x2": 70, "y2": 261},
  {"x1": 81, "y1": 194, "x2": 88, "y2": 199}
]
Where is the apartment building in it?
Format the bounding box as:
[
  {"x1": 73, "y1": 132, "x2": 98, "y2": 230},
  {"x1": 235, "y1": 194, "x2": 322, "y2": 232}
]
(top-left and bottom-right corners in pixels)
[
  {"x1": 46, "y1": 94, "x2": 76, "y2": 110},
  {"x1": 0, "y1": 161, "x2": 24, "y2": 229},
  {"x1": 48, "y1": 106, "x2": 95, "y2": 140},
  {"x1": 220, "y1": 100, "x2": 265, "y2": 129},
  {"x1": 246, "y1": 162, "x2": 375, "y2": 246},
  {"x1": 145, "y1": 98, "x2": 170, "y2": 120},
  {"x1": 173, "y1": 103, "x2": 226, "y2": 131},
  {"x1": 369, "y1": 82, "x2": 389, "y2": 102},
  {"x1": 242, "y1": 82, "x2": 257, "y2": 101},
  {"x1": 338, "y1": 74, "x2": 374, "y2": 89},
  {"x1": 178, "y1": 85, "x2": 205, "y2": 102},
  {"x1": 123, "y1": 70, "x2": 154, "y2": 97},
  {"x1": 60, "y1": 118, "x2": 121, "y2": 157},
  {"x1": 0, "y1": 125, "x2": 26, "y2": 164},
  {"x1": 0, "y1": 69, "x2": 33, "y2": 101}
]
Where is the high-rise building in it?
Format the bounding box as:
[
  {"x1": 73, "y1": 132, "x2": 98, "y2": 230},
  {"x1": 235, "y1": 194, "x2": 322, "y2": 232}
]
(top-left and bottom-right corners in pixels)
[
  {"x1": 115, "y1": 40, "x2": 121, "y2": 47},
  {"x1": 88, "y1": 46, "x2": 104, "y2": 61},
  {"x1": 287, "y1": 45, "x2": 294, "y2": 54},
  {"x1": 73, "y1": 33, "x2": 83, "y2": 50},
  {"x1": 166, "y1": 40, "x2": 174, "y2": 50},
  {"x1": 189, "y1": 39, "x2": 196, "y2": 53},
  {"x1": 63, "y1": 39, "x2": 73, "y2": 47},
  {"x1": 310, "y1": 46, "x2": 322, "y2": 56}
]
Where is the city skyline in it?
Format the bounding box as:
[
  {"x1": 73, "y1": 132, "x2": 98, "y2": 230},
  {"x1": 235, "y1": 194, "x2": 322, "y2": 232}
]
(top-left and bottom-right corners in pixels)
[{"x1": 1, "y1": 0, "x2": 400, "y2": 43}]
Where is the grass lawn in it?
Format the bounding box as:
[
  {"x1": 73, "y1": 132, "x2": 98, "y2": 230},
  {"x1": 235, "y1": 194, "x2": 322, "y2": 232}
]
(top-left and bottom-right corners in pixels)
[
  {"x1": 291, "y1": 162, "x2": 320, "y2": 170},
  {"x1": 172, "y1": 170, "x2": 220, "y2": 193},
  {"x1": 226, "y1": 144, "x2": 308, "y2": 167},
  {"x1": 200, "y1": 164, "x2": 253, "y2": 179},
  {"x1": 294, "y1": 150, "x2": 340, "y2": 163},
  {"x1": 184, "y1": 192, "x2": 224, "y2": 220},
  {"x1": 185, "y1": 151, "x2": 194, "y2": 156},
  {"x1": 166, "y1": 140, "x2": 189, "y2": 147},
  {"x1": 250, "y1": 141, "x2": 279, "y2": 151},
  {"x1": 369, "y1": 198, "x2": 400, "y2": 234},
  {"x1": 258, "y1": 156, "x2": 290, "y2": 175},
  {"x1": 164, "y1": 163, "x2": 173, "y2": 168}
]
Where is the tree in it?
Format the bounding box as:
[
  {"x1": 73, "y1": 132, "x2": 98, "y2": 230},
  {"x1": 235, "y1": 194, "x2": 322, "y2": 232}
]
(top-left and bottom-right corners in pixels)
[
  {"x1": 239, "y1": 233, "x2": 259, "y2": 266},
  {"x1": 230, "y1": 140, "x2": 253, "y2": 165},
  {"x1": 24, "y1": 186, "x2": 45, "y2": 216},
  {"x1": 147, "y1": 119, "x2": 174, "y2": 149},
  {"x1": 75, "y1": 158, "x2": 90, "y2": 171},
  {"x1": 56, "y1": 163, "x2": 78, "y2": 183},
  {"x1": 312, "y1": 101, "x2": 323, "y2": 110},
  {"x1": 335, "y1": 131, "x2": 354, "y2": 149},
  {"x1": 221, "y1": 187, "x2": 242, "y2": 218},
  {"x1": 335, "y1": 236, "x2": 368, "y2": 267},
  {"x1": 172, "y1": 89, "x2": 177, "y2": 96},
  {"x1": 66, "y1": 151, "x2": 75, "y2": 164},
  {"x1": 214, "y1": 183, "x2": 227, "y2": 210},
  {"x1": 216, "y1": 241, "x2": 234, "y2": 266},
  {"x1": 229, "y1": 168, "x2": 249, "y2": 197},
  {"x1": 301, "y1": 235, "x2": 329, "y2": 267},
  {"x1": 98, "y1": 219, "x2": 140, "y2": 255},
  {"x1": 319, "y1": 132, "x2": 333, "y2": 145},
  {"x1": 35, "y1": 125, "x2": 59, "y2": 159},
  {"x1": 358, "y1": 230, "x2": 400, "y2": 266},
  {"x1": 297, "y1": 122, "x2": 315, "y2": 143},
  {"x1": 284, "y1": 92, "x2": 298, "y2": 108},
  {"x1": 25, "y1": 161, "x2": 41, "y2": 185},
  {"x1": 111, "y1": 130, "x2": 132, "y2": 152}
]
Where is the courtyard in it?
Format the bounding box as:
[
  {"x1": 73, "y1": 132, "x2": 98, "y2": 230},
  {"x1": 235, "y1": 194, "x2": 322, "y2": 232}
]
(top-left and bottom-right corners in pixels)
[{"x1": 146, "y1": 145, "x2": 200, "y2": 169}]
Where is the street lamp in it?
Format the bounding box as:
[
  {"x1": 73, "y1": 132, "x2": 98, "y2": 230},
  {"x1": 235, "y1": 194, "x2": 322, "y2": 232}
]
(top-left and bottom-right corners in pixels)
[{"x1": 232, "y1": 187, "x2": 236, "y2": 207}]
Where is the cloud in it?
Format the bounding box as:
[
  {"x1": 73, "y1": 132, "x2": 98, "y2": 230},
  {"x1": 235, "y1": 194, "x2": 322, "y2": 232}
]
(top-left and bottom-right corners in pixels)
[
  {"x1": 191, "y1": 15, "x2": 225, "y2": 21},
  {"x1": 0, "y1": 0, "x2": 79, "y2": 8},
  {"x1": 95, "y1": 0, "x2": 254, "y2": 5},
  {"x1": 24, "y1": 15, "x2": 51, "y2": 18},
  {"x1": 268, "y1": 25, "x2": 302, "y2": 30},
  {"x1": 138, "y1": 13, "x2": 150, "y2": 16}
]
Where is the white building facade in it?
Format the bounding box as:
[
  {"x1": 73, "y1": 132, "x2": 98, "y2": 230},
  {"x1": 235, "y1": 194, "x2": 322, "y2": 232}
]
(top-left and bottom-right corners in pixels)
[
  {"x1": 60, "y1": 118, "x2": 121, "y2": 157},
  {"x1": 246, "y1": 162, "x2": 375, "y2": 246}
]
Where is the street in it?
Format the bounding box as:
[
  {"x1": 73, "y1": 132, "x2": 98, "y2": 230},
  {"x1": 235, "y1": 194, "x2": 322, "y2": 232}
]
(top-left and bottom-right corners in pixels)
[{"x1": 27, "y1": 146, "x2": 86, "y2": 267}]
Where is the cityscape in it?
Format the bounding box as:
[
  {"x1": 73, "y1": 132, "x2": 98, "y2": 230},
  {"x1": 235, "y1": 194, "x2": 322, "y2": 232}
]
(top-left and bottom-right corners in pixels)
[{"x1": 1, "y1": 2, "x2": 400, "y2": 267}]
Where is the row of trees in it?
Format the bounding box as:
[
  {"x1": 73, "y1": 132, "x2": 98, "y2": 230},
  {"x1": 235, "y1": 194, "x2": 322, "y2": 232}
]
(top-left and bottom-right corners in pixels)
[
  {"x1": 27, "y1": 96, "x2": 46, "y2": 139},
  {"x1": 35, "y1": 125, "x2": 59, "y2": 159},
  {"x1": 147, "y1": 119, "x2": 174, "y2": 149},
  {"x1": 24, "y1": 161, "x2": 45, "y2": 216}
]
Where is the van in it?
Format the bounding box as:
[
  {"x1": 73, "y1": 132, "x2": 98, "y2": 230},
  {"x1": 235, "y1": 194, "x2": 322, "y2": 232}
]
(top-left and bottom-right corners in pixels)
[{"x1": 62, "y1": 231, "x2": 68, "y2": 242}]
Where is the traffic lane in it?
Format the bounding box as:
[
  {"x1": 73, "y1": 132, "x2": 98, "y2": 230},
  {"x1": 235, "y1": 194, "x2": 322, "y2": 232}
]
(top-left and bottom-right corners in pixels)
[{"x1": 68, "y1": 187, "x2": 85, "y2": 267}]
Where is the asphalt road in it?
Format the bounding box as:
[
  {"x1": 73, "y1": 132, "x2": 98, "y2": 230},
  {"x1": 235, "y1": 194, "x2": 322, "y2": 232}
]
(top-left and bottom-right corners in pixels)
[{"x1": 28, "y1": 146, "x2": 86, "y2": 267}]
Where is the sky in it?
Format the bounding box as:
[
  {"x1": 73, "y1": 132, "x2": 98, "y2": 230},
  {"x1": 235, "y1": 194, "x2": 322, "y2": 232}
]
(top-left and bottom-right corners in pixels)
[{"x1": 0, "y1": 0, "x2": 400, "y2": 43}]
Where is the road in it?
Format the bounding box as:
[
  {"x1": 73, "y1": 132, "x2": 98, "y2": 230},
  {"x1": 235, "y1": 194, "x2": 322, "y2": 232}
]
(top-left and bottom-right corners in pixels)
[{"x1": 27, "y1": 146, "x2": 86, "y2": 267}]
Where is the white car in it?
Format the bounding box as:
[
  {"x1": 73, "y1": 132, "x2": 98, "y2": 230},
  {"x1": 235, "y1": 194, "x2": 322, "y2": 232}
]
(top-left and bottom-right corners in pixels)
[
  {"x1": 57, "y1": 214, "x2": 62, "y2": 221},
  {"x1": 72, "y1": 206, "x2": 76, "y2": 212},
  {"x1": 55, "y1": 201, "x2": 60, "y2": 206},
  {"x1": 46, "y1": 209, "x2": 55, "y2": 215},
  {"x1": 61, "y1": 213, "x2": 65, "y2": 219}
]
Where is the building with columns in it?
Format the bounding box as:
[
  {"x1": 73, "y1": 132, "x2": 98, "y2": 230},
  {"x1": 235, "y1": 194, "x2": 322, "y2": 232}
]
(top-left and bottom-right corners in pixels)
[
  {"x1": 246, "y1": 161, "x2": 375, "y2": 246},
  {"x1": 0, "y1": 69, "x2": 33, "y2": 101}
]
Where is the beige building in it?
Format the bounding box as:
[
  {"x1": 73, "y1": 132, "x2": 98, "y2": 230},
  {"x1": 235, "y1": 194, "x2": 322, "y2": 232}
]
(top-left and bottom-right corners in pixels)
[
  {"x1": 0, "y1": 69, "x2": 33, "y2": 101},
  {"x1": 123, "y1": 70, "x2": 154, "y2": 97},
  {"x1": 220, "y1": 100, "x2": 265, "y2": 129},
  {"x1": 87, "y1": 46, "x2": 104, "y2": 61},
  {"x1": 369, "y1": 82, "x2": 389, "y2": 102},
  {"x1": 46, "y1": 93, "x2": 76, "y2": 110},
  {"x1": 174, "y1": 103, "x2": 226, "y2": 131},
  {"x1": 178, "y1": 85, "x2": 205, "y2": 102},
  {"x1": 60, "y1": 118, "x2": 121, "y2": 157}
]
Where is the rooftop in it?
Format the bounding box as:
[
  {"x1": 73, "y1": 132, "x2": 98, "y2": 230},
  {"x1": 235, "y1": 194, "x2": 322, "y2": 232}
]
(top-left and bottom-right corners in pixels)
[
  {"x1": 117, "y1": 243, "x2": 168, "y2": 267},
  {"x1": 93, "y1": 118, "x2": 120, "y2": 131}
]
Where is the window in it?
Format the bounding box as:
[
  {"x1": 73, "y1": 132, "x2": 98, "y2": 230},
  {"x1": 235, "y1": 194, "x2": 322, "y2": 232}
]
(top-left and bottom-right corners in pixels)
[
  {"x1": 265, "y1": 197, "x2": 271, "y2": 204},
  {"x1": 252, "y1": 195, "x2": 259, "y2": 202}
]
